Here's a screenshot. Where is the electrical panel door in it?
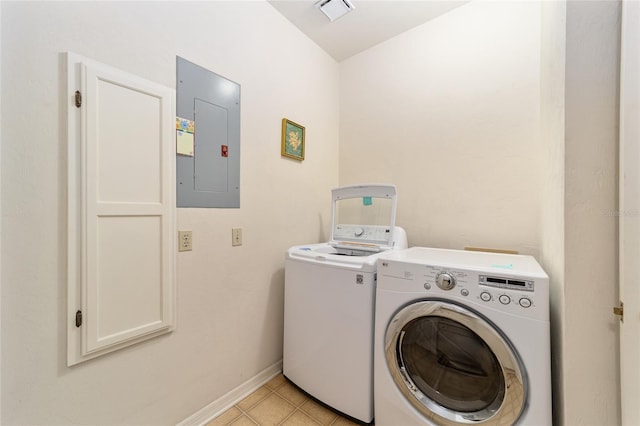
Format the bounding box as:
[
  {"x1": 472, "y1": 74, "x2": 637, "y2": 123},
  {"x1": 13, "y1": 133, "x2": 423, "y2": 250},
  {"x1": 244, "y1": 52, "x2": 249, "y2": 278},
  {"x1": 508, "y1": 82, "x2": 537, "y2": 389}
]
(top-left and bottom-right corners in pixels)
[{"x1": 176, "y1": 57, "x2": 240, "y2": 208}]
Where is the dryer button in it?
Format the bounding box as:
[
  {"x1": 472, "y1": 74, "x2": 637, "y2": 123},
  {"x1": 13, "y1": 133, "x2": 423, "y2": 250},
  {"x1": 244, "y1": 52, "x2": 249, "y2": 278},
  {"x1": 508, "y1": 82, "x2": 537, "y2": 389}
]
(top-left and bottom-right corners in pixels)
[
  {"x1": 460, "y1": 289, "x2": 469, "y2": 297},
  {"x1": 499, "y1": 295, "x2": 511, "y2": 305},
  {"x1": 424, "y1": 283, "x2": 431, "y2": 290},
  {"x1": 519, "y1": 297, "x2": 532, "y2": 308},
  {"x1": 480, "y1": 292, "x2": 492, "y2": 302}
]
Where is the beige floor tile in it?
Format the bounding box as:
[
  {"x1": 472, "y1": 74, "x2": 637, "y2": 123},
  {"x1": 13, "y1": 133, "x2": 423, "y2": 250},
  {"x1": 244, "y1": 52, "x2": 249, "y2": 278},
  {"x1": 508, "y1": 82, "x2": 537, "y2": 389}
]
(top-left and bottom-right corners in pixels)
[
  {"x1": 247, "y1": 393, "x2": 296, "y2": 426},
  {"x1": 265, "y1": 374, "x2": 287, "y2": 390},
  {"x1": 330, "y1": 416, "x2": 360, "y2": 426},
  {"x1": 273, "y1": 381, "x2": 308, "y2": 407},
  {"x1": 206, "y1": 406, "x2": 242, "y2": 426},
  {"x1": 299, "y1": 399, "x2": 338, "y2": 426},
  {"x1": 281, "y1": 410, "x2": 321, "y2": 426},
  {"x1": 237, "y1": 386, "x2": 272, "y2": 411},
  {"x1": 210, "y1": 376, "x2": 358, "y2": 426},
  {"x1": 228, "y1": 414, "x2": 258, "y2": 426}
]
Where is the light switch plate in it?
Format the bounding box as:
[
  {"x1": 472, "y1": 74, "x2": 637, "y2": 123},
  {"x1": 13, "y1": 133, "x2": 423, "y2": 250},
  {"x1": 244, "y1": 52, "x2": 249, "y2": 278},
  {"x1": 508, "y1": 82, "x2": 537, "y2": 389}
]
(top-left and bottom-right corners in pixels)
[{"x1": 232, "y1": 228, "x2": 242, "y2": 246}]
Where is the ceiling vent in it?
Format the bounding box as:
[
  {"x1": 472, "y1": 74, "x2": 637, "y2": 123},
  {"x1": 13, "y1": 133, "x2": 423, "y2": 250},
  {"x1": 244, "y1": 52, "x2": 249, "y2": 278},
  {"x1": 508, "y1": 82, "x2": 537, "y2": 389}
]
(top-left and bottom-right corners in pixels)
[{"x1": 315, "y1": 0, "x2": 355, "y2": 22}]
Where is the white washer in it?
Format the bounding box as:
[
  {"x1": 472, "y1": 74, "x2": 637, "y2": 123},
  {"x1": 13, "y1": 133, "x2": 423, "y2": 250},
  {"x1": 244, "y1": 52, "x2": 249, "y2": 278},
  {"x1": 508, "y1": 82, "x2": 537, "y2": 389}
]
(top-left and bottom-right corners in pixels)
[
  {"x1": 283, "y1": 184, "x2": 407, "y2": 424},
  {"x1": 374, "y1": 247, "x2": 551, "y2": 426}
]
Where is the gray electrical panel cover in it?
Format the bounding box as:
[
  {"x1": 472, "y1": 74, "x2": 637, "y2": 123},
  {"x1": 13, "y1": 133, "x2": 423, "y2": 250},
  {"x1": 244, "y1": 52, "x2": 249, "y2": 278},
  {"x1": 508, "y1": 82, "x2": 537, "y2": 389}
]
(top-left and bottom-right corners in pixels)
[{"x1": 176, "y1": 57, "x2": 240, "y2": 208}]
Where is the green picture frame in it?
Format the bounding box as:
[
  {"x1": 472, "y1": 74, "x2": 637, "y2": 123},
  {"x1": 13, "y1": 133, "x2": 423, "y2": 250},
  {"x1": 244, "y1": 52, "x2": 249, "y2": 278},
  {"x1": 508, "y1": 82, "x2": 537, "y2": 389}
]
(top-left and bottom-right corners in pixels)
[{"x1": 281, "y1": 118, "x2": 305, "y2": 161}]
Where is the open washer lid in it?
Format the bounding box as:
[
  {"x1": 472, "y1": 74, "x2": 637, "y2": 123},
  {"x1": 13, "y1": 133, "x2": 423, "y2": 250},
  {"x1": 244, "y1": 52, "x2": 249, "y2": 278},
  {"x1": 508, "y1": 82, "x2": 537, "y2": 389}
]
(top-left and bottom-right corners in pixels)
[{"x1": 329, "y1": 184, "x2": 398, "y2": 254}]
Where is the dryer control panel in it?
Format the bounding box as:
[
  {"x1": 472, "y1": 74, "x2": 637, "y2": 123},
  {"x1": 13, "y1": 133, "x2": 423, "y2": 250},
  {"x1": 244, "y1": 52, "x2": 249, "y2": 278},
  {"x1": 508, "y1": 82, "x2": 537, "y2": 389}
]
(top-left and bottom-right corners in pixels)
[
  {"x1": 377, "y1": 247, "x2": 549, "y2": 321},
  {"x1": 479, "y1": 275, "x2": 534, "y2": 292}
]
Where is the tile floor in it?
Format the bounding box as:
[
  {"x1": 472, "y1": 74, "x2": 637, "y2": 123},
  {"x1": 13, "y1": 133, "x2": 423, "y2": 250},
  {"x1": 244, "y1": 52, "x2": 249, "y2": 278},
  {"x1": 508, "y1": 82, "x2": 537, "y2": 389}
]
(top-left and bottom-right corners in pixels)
[{"x1": 206, "y1": 374, "x2": 362, "y2": 426}]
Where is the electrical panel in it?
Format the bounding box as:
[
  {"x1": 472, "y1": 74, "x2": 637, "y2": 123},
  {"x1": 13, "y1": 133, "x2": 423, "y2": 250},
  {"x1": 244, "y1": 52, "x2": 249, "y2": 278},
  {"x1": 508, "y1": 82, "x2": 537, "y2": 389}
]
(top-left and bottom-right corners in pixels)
[{"x1": 176, "y1": 57, "x2": 240, "y2": 208}]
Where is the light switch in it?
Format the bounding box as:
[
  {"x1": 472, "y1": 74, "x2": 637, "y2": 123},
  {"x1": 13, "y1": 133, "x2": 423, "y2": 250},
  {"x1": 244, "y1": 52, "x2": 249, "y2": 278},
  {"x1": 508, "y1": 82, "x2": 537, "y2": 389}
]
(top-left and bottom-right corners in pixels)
[{"x1": 232, "y1": 228, "x2": 242, "y2": 246}]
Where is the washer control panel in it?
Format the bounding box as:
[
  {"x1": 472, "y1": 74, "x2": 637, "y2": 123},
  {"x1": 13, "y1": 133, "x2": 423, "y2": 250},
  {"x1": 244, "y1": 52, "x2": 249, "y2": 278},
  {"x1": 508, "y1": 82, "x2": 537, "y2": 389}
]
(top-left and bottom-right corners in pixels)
[
  {"x1": 377, "y1": 249, "x2": 548, "y2": 320},
  {"x1": 333, "y1": 224, "x2": 391, "y2": 243},
  {"x1": 418, "y1": 266, "x2": 538, "y2": 312}
]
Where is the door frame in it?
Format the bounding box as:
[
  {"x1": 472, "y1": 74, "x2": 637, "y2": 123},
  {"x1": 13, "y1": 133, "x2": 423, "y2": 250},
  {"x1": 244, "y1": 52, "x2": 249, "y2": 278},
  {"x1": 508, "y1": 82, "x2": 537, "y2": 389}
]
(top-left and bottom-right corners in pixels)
[{"x1": 619, "y1": 0, "x2": 640, "y2": 423}]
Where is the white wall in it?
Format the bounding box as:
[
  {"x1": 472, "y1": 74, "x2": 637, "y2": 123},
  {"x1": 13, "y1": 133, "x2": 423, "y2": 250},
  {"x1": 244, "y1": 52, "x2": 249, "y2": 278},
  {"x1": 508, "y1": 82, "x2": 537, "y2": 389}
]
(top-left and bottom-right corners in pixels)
[
  {"x1": 0, "y1": 2, "x2": 339, "y2": 424},
  {"x1": 540, "y1": 1, "x2": 566, "y2": 423},
  {"x1": 563, "y1": 1, "x2": 620, "y2": 424},
  {"x1": 0, "y1": 2, "x2": 3, "y2": 421},
  {"x1": 340, "y1": 1, "x2": 542, "y2": 255}
]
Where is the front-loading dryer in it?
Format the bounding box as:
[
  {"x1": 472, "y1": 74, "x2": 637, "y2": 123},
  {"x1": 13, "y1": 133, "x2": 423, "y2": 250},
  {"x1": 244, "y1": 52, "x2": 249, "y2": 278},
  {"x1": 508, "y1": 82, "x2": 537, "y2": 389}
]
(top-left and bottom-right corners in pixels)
[
  {"x1": 283, "y1": 184, "x2": 407, "y2": 424},
  {"x1": 374, "y1": 247, "x2": 551, "y2": 425}
]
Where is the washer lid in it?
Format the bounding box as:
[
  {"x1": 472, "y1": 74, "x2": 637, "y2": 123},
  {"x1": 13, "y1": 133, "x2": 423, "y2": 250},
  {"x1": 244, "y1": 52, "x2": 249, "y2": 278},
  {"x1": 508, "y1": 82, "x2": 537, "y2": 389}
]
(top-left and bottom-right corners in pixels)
[{"x1": 329, "y1": 184, "x2": 398, "y2": 253}]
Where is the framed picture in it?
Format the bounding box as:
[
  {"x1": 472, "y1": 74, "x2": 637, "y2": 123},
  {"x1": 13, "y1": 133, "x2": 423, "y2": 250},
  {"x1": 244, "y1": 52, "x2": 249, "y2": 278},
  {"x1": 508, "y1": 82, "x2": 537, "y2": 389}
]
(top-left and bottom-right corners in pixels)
[{"x1": 281, "y1": 118, "x2": 305, "y2": 161}]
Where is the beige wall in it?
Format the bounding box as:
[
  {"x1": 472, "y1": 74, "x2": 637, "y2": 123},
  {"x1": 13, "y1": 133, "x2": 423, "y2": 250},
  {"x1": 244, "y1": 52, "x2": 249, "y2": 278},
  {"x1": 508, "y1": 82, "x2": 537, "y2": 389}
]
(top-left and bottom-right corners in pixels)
[
  {"x1": 340, "y1": 0, "x2": 542, "y2": 256},
  {"x1": 0, "y1": 2, "x2": 3, "y2": 421},
  {"x1": 540, "y1": 1, "x2": 567, "y2": 423},
  {"x1": 563, "y1": 1, "x2": 621, "y2": 424},
  {"x1": 0, "y1": 2, "x2": 339, "y2": 424}
]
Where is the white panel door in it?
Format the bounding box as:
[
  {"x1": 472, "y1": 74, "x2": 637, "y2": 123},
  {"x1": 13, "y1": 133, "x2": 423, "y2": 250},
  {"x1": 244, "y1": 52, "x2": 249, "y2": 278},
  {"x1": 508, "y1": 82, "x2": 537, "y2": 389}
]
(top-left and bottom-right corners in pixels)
[
  {"x1": 67, "y1": 53, "x2": 175, "y2": 365},
  {"x1": 619, "y1": 0, "x2": 640, "y2": 423}
]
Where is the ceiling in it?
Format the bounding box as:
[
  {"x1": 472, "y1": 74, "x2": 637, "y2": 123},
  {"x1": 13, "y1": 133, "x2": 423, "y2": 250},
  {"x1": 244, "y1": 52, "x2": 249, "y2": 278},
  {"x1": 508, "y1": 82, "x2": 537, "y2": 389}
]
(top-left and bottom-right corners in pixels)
[{"x1": 267, "y1": 0, "x2": 469, "y2": 62}]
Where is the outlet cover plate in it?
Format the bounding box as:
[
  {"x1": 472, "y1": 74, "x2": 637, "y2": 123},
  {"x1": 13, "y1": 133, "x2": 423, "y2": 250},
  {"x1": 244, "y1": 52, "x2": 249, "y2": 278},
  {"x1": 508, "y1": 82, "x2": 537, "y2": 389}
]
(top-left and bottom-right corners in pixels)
[{"x1": 178, "y1": 230, "x2": 192, "y2": 252}]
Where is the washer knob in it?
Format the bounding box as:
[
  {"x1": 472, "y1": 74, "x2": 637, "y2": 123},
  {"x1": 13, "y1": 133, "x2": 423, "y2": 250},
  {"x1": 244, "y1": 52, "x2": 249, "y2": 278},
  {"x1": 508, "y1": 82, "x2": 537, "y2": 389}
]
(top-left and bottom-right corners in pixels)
[
  {"x1": 354, "y1": 227, "x2": 364, "y2": 237},
  {"x1": 436, "y1": 272, "x2": 456, "y2": 290}
]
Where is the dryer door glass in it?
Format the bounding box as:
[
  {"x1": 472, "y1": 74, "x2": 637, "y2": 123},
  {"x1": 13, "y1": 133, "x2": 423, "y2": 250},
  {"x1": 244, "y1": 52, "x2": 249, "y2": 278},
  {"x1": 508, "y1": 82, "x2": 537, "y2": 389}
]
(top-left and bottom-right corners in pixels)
[
  {"x1": 385, "y1": 300, "x2": 526, "y2": 424},
  {"x1": 399, "y1": 316, "x2": 504, "y2": 412}
]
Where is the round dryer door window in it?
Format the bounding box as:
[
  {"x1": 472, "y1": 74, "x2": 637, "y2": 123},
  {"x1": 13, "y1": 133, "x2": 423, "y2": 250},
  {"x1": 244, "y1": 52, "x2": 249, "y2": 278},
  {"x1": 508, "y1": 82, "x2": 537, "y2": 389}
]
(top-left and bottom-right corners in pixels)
[{"x1": 385, "y1": 300, "x2": 527, "y2": 425}]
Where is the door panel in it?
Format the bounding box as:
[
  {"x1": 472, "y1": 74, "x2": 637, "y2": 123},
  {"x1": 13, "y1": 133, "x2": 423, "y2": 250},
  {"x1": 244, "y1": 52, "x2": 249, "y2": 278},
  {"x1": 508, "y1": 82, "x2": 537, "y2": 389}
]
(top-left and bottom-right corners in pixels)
[{"x1": 67, "y1": 53, "x2": 176, "y2": 365}]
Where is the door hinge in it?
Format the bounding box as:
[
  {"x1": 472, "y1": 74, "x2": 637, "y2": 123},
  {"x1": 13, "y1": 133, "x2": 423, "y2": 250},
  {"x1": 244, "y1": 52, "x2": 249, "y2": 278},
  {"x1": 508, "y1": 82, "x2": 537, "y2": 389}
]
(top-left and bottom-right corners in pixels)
[
  {"x1": 75, "y1": 310, "x2": 83, "y2": 327},
  {"x1": 613, "y1": 302, "x2": 624, "y2": 322},
  {"x1": 74, "y1": 90, "x2": 82, "y2": 108}
]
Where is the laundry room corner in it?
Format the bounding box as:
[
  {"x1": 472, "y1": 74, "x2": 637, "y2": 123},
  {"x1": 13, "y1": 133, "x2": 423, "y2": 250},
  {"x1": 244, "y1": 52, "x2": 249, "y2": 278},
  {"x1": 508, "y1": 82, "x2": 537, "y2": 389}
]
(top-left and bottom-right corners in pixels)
[
  {"x1": 338, "y1": 1, "x2": 622, "y2": 424},
  {"x1": 339, "y1": 0, "x2": 543, "y2": 255}
]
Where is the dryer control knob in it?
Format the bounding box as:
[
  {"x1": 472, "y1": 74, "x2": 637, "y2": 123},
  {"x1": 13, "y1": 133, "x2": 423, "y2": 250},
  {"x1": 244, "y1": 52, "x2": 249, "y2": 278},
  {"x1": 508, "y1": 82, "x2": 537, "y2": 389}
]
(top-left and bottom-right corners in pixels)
[
  {"x1": 354, "y1": 227, "x2": 364, "y2": 237},
  {"x1": 499, "y1": 295, "x2": 511, "y2": 305},
  {"x1": 436, "y1": 272, "x2": 456, "y2": 290},
  {"x1": 519, "y1": 297, "x2": 532, "y2": 308}
]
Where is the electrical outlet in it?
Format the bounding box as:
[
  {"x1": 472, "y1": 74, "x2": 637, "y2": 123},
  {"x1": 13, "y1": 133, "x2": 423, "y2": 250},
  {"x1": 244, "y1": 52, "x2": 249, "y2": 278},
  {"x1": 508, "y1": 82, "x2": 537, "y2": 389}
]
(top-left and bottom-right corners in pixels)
[
  {"x1": 232, "y1": 228, "x2": 242, "y2": 246},
  {"x1": 178, "y1": 230, "x2": 192, "y2": 252}
]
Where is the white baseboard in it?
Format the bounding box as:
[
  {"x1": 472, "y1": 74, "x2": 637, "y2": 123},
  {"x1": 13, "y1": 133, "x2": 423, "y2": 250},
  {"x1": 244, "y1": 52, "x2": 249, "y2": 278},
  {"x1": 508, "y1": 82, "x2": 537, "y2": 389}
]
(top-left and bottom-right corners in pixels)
[{"x1": 177, "y1": 360, "x2": 283, "y2": 426}]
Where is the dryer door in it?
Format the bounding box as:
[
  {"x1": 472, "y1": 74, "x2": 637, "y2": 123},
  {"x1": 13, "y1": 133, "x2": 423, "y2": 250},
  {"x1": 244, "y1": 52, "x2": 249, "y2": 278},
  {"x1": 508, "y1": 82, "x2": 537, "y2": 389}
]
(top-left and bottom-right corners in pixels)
[{"x1": 384, "y1": 300, "x2": 526, "y2": 425}]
